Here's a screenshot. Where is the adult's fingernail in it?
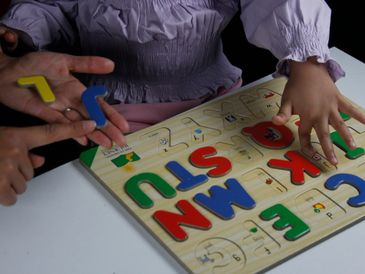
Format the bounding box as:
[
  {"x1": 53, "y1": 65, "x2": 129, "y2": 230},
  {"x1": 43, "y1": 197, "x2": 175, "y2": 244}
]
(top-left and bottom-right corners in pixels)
[
  {"x1": 104, "y1": 59, "x2": 115, "y2": 67},
  {"x1": 82, "y1": 120, "x2": 97, "y2": 130}
]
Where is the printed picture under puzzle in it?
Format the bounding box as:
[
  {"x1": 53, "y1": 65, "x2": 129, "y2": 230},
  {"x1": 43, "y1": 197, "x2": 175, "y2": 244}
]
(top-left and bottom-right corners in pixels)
[{"x1": 80, "y1": 77, "x2": 365, "y2": 273}]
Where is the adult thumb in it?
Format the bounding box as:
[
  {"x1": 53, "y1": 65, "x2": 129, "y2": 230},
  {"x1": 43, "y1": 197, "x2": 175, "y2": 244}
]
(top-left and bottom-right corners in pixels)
[
  {"x1": 23, "y1": 120, "x2": 96, "y2": 150},
  {"x1": 29, "y1": 153, "x2": 45, "y2": 169},
  {"x1": 272, "y1": 100, "x2": 292, "y2": 126}
]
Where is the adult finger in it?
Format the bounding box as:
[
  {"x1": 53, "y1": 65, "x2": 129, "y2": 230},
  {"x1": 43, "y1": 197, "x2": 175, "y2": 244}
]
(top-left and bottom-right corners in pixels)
[
  {"x1": 87, "y1": 130, "x2": 113, "y2": 148},
  {"x1": 40, "y1": 108, "x2": 89, "y2": 146},
  {"x1": 3, "y1": 146, "x2": 34, "y2": 181},
  {"x1": 64, "y1": 55, "x2": 115, "y2": 74},
  {"x1": 29, "y1": 153, "x2": 45, "y2": 169},
  {"x1": 10, "y1": 171, "x2": 27, "y2": 195},
  {"x1": 99, "y1": 122, "x2": 126, "y2": 148},
  {"x1": 21, "y1": 120, "x2": 97, "y2": 149},
  {"x1": 18, "y1": 154, "x2": 34, "y2": 181},
  {"x1": 330, "y1": 111, "x2": 356, "y2": 149},
  {"x1": 99, "y1": 98, "x2": 129, "y2": 133},
  {"x1": 0, "y1": 183, "x2": 17, "y2": 206},
  {"x1": 314, "y1": 120, "x2": 337, "y2": 165},
  {"x1": 60, "y1": 107, "x2": 94, "y2": 146}
]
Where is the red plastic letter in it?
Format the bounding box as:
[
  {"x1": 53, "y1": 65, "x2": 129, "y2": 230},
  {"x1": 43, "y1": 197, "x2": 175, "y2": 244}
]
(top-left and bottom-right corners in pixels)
[
  {"x1": 268, "y1": 151, "x2": 321, "y2": 184},
  {"x1": 242, "y1": 121, "x2": 294, "y2": 149},
  {"x1": 189, "y1": 146, "x2": 232, "y2": 177},
  {"x1": 153, "y1": 200, "x2": 212, "y2": 241}
]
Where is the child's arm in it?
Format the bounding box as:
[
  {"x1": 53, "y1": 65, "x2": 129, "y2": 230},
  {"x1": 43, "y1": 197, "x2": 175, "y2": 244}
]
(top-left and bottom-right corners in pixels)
[
  {"x1": 239, "y1": 0, "x2": 364, "y2": 164},
  {"x1": 0, "y1": 0, "x2": 77, "y2": 52},
  {"x1": 273, "y1": 58, "x2": 365, "y2": 165}
]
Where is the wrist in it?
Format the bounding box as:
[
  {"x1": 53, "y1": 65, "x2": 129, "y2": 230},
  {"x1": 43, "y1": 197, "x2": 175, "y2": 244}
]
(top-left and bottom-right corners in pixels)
[{"x1": 288, "y1": 56, "x2": 330, "y2": 79}]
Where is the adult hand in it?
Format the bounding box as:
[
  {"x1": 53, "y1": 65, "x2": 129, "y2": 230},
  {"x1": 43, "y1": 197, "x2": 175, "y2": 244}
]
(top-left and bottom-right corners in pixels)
[
  {"x1": 0, "y1": 120, "x2": 96, "y2": 206},
  {"x1": 0, "y1": 51, "x2": 129, "y2": 147},
  {"x1": 272, "y1": 57, "x2": 365, "y2": 165}
]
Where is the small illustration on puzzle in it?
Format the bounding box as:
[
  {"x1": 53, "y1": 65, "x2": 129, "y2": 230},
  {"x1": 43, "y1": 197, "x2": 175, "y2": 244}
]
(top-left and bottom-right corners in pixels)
[{"x1": 76, "y1": 77, "x2": 365, "y2": 273}]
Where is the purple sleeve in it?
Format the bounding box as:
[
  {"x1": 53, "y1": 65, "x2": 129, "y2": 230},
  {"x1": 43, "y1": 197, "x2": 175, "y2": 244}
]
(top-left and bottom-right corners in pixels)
[
  {"x1": 0, "y1": 0, "x2": 77, "y2": 50},
  {"x1": 240, "y1": 0, "x2": 345, "y2": 81}
]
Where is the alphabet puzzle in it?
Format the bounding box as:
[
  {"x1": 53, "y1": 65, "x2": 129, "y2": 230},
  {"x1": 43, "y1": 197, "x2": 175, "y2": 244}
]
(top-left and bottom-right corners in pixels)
[{"x1": 80, "y1": 77, "x2": 365, "y2": 273}]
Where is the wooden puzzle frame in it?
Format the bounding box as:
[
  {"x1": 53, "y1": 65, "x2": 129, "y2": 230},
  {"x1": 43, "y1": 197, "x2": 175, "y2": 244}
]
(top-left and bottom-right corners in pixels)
[{"x1": 80, "y1": 77, "x2": 365, "y2": 273}]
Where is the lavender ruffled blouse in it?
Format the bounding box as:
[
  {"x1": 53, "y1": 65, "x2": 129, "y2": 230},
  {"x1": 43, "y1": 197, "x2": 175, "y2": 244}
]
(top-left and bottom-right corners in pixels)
[{"x1": 1, "y1": 0, "x2": 344, "y2": 103}]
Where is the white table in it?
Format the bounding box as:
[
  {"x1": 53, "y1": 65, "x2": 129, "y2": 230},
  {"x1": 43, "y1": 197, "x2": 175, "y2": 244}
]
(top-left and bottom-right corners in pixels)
[{"x1": 1, "y1": 48, "x2": 365, "y2": 274}]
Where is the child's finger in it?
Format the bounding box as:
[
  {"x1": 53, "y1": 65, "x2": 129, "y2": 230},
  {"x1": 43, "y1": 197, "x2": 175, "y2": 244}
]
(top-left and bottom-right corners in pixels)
[
  {"x1": 314, "y1": 120, "x2": 337, "y2": 165},
  {"x1": 272, "y1": 99, "x2": 292, "y2": 126},
  {"x1": 330, "y1": 111, "x2": 356, "y2": 149},
  {"x1": 298, "y1": 119, "x2": 316, "y2": 156},
  {"x1": 340, "y1": 99, "x2": 365, "y2": 124}
]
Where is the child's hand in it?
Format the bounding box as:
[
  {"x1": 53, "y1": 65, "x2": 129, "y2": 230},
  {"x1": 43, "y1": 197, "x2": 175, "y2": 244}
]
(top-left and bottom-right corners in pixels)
[
  {"x1": 0, "y1": 25, "x2": 19, "y2": 52},
  {"x1": 0, "y1": 51, "x2": 129, "y2": 148},
  {"x1": 272, "y1": 58, "x2": 365, "y2": 165}
]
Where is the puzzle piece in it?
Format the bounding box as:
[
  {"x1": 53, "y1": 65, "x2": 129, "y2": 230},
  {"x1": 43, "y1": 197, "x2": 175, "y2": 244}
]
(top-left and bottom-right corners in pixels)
[
  {"x1": 203, "y1": 101, "x2": 251, "y2": 130},
  {"x1": 189, "y1": 146, "x2": 232, "y2": 177},
  {"x1": 330, "y1": 131, "x2": 365, "y2": 159},
  {"x1": 268, "y1": 151, "x2": 321, "y2": 185},
  {"x1": 124, "y1": 172, "x2": 177, "y2": 208},
  {"x1": 153, "y1": 200, "x2": 212, "y2": 241},
  {"x1": 141, "y1": 127, "x2": 188, "y2": 156},
  {"x1": 181, "y1": 117, "x2": 221, "y2": 144},
  {"x1": 260, "y1": 204, "x2": 310, "y2": 241},
  {"x1": 242, "y1": 121, "x2": 294, "y2": 149},
  {"x1": 325, "y1": 173, "x2": 365, "y2": 207},
  {"x1": 194, "y1": 178, "x2": 256, "y2": 220},
  {"x1": 195, "y1": 238, "x2": 246, "y2": 273},
  {"x1": 79, "y1": 77, "x2": 365, "y2": 273},
  {"x1": 165, "y1": 161, "x2": 208, "y2": 191},
  {"x1": 81, "y1": 85, "x2": 108, "y2": 127},
  {"x1": 17, "y1": 75, "x2": 56, "y2": 103},
  {"x1": 215, "y1": 136, "x2": 263, "y2": 164}
]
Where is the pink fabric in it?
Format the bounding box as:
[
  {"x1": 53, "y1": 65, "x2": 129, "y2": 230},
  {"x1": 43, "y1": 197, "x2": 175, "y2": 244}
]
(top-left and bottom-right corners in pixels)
[{"x1": 113, "y1": 79, "x2": 243, "y2": 132}]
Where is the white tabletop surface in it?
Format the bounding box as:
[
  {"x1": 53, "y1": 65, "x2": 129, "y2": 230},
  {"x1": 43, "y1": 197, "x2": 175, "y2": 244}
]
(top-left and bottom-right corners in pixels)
[{"x1": 1, "y1": 48, "x2": 365, "y2": 274}]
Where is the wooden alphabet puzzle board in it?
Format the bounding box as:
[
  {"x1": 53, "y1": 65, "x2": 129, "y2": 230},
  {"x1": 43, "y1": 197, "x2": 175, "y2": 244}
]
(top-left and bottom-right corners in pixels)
[{"x1": 80, "y1": 77, "x2": 365, "y2": 273}]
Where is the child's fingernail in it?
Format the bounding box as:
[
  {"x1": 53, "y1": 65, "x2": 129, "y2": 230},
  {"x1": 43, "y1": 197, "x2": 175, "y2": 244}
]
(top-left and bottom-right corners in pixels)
[
  {"x1": 350, "y1": 140, "x2": 356, "y2": 149},
  {"x1": 331, "y1": 154, "x2": 338, "y2": 165}
]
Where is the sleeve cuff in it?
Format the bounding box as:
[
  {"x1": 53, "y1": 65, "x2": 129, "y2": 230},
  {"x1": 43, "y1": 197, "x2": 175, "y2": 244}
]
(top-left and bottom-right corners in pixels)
[{"x1": 272, "y1": 23, "x2": 345, "y2": 82}]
